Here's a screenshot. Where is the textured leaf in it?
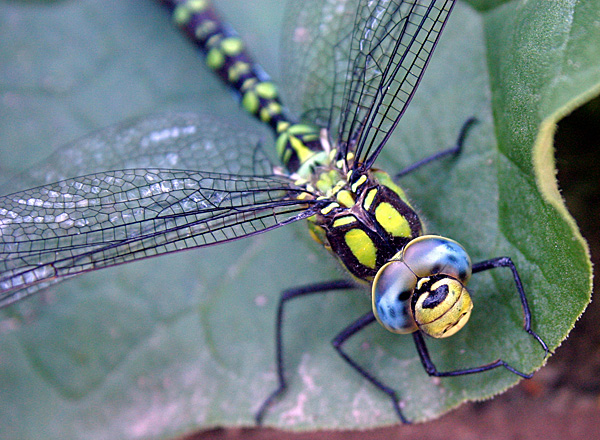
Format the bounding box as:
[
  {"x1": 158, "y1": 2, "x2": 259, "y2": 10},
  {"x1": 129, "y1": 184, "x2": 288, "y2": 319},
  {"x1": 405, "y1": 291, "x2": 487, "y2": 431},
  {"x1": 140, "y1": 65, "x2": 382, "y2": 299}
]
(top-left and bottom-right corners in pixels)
[{"x1": 0, "y1": 0, "x2": 594, "y2": 439}]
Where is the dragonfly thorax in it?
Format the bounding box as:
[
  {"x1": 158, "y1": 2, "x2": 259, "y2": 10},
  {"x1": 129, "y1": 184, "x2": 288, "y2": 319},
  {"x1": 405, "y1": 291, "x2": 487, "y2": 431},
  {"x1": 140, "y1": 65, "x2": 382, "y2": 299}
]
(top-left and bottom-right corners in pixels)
[{"x1": 306, "y1": 168, "x2": 423, "y2": 284}]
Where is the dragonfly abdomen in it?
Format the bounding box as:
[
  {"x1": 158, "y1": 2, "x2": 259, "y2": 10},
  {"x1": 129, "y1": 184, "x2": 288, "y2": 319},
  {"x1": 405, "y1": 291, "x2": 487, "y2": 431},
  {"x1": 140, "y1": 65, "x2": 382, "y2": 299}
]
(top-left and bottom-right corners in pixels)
[{"x1": 166, "y1": 0, "x2": 326, "y2": 174}]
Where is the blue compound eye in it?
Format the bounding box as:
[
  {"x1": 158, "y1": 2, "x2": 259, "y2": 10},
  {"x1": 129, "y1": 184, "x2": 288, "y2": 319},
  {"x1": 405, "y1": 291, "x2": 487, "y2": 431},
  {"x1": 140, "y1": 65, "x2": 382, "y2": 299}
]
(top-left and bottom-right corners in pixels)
[
  {"x1": 402, "y1": 235, "x2": 472, "y2": 283},
  {"x1": 372, "y1": 260, "x2": 418, "y2": 334}
]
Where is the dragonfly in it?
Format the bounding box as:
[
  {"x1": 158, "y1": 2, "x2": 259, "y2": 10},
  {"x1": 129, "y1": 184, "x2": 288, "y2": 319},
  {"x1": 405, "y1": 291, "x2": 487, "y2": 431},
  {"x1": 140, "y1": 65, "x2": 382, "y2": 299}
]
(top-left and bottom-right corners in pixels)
[{"x1": 0, "y1": 0, "x2": 548, "y2": 424}]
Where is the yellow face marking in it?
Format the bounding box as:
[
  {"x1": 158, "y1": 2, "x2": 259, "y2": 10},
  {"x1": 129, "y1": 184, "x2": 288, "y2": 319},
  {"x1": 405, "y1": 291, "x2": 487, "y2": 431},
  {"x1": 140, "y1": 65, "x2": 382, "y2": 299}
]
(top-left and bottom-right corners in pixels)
[
  {"x1": 363, "y1": 188, "x2": 378, "y2": 211},
  {"x1": 375, "y1": 202, "x2": 411, "y2": 238},
  {"x1": 414, "y1": 278, "x2": 473, "y2": 339},
  {"x1": 333, "y1": 216, "x2": 357, "y2": 228},
  {"x1": 345, "y1": 229, "x2": 377, "y2": 269}
]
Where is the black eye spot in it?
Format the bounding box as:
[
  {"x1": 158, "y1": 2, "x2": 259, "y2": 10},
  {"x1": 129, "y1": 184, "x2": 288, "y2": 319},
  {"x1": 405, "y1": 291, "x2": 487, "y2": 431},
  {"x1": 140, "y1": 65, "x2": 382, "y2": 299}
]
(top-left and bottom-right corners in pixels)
[
  {"x1": 422, "y1": 284, "x2": 449, "y2": 309},
  {"x1": 397, "y1": 289, "x2": 411, "y2": 302}
]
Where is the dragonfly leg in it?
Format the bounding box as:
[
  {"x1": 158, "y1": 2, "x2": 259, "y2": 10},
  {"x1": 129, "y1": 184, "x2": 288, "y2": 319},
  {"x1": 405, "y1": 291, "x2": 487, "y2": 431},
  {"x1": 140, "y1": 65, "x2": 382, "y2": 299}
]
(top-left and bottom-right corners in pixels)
[
  {"x1": 395, "y1": 117, "x2": 478, "y2": 179},
  {"x1": 414, "y1": 330, "x2": 534, "y2": 378},
  {"x1": 255, "y1": 279, "x2": 355, "y2": 425},
  {"x1": 413, "y1": 256, "x2": 549, "y2": 379},
  {"x1": 332, "y1": 311, "x2": 411, "y2": 424},
  {"x1": 472, "y1": 257, "x2": 549, "y2": 356}
]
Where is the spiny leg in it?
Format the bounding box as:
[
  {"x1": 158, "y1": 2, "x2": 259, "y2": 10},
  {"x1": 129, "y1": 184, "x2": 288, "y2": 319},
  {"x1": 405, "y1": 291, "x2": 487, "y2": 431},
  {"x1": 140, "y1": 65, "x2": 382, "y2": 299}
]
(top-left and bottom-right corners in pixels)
[
  {"x1": 395, "y1": 117, "x2": 477, "y2": 179},
  {"x1": 413, "y1": 256, "x2": 549, "y2": 379},
  {"x1": 255, "y1": 279, "x2": 355, "y2": 425},
  {"x1": 332, "y1": 312, "x2": 410, "y2": 424}
]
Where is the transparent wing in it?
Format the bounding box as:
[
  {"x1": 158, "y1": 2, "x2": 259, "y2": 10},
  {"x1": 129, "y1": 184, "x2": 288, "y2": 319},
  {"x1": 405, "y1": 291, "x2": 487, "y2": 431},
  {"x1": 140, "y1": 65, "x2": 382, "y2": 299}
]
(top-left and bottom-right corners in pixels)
[
  {"x1": 341, "y1": 0, "x2": 454, "y2": 170},
  {"x1": 280, "y1": 0, "x2": 454, "y2": 168},
  {"x1": 1, "y1": 112, "x2": 273, "y2": 195},
  {"x1": 280, "y1": 0, "x2": 360, "y2": 129},
  {"x1": 0, "y1": 168, "x2": 317, "y2": 307}
]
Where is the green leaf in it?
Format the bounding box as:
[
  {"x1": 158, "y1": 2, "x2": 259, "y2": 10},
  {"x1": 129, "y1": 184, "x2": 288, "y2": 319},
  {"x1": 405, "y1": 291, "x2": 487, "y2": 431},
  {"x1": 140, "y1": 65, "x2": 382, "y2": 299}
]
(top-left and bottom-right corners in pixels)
[{"x1": 0, "y1": 0, "x2": 594, "y2": 438}]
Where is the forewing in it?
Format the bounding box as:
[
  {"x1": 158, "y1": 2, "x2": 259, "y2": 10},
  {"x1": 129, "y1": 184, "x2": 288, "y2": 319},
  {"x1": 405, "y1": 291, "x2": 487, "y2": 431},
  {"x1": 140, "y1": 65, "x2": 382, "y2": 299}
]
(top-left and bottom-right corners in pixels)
[
  {"x1": 342, "y1": 0, "x2": 454, "y2": 169},
  {"x1": 279, "y1": 0, "x2": 454, "y2": 168},
  {"x1": 0, "y1": 169, "x2": 315, "y2": 307}
]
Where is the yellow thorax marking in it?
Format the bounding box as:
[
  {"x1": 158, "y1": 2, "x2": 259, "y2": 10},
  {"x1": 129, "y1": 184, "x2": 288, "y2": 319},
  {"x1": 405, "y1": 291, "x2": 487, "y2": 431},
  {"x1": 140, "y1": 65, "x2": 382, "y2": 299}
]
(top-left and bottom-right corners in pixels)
[
  {"x1": 345, "y1": 229, "x2": 377, "y2": 269},
  {"x1": 320, "y1": 202, "x2": 339, "y2": 215},
  {"x1": 332, "y1": 216, "x2": 356, "y2": 228},
  {"x1": 363, "y1": 188, "x2": 378, "y2": 211},
  {"x1": 351, "y1": 174, "x2": 367, "y2": 193},
  {"x1": 336, "y1": 190, "x2": 355, "y2": 208},
  {"x1": 375, "y1": 202, "x2": 411, "y2": 238}
]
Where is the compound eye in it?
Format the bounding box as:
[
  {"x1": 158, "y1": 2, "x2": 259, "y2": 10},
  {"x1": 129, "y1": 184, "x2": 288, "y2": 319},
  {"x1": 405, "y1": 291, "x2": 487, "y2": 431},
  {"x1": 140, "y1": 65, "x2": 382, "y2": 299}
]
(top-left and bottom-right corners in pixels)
[
  {"x1": 412, "y1": 274, "x2": 473, "y2": 338},
  {"x1": 372, "y1": 260, "x2": 418, "y2": 334},
  {"x1": 403, "y1": 235, "x2": 472, "y2": 283}
]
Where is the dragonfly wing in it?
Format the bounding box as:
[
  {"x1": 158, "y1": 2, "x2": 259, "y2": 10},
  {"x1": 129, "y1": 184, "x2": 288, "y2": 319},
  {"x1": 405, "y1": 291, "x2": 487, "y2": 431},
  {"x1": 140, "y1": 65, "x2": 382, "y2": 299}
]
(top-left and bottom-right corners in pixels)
[
  {"x1": 0, "y1": 169, "x2": 316, "y2": 307},
  {"x1": 280, "y1": 0, "x2": 454, "y2": 167},
  {"x1": 280, "y1": 0, "x2": 359, "y2": 130},
  {"x1": 339, "y1": 0, "x2": 455, "y2": 169},
  {"x1": 1, "y1": 112, "x2": 273, "y2": 195}
]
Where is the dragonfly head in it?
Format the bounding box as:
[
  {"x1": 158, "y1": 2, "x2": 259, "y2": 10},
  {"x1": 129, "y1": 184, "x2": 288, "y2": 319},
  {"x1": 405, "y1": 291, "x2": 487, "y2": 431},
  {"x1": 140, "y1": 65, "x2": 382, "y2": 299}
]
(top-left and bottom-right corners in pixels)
[{"x1": 372, "y1": 235, "x2": 473, "y2": 338}]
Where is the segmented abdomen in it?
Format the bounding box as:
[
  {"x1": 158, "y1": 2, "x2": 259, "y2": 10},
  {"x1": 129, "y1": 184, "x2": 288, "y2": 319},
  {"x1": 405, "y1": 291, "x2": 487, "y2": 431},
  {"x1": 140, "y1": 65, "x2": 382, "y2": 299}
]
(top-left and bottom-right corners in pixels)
[{"x1": 163, "y1": 0, "x2": 325, "y2": 174}]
